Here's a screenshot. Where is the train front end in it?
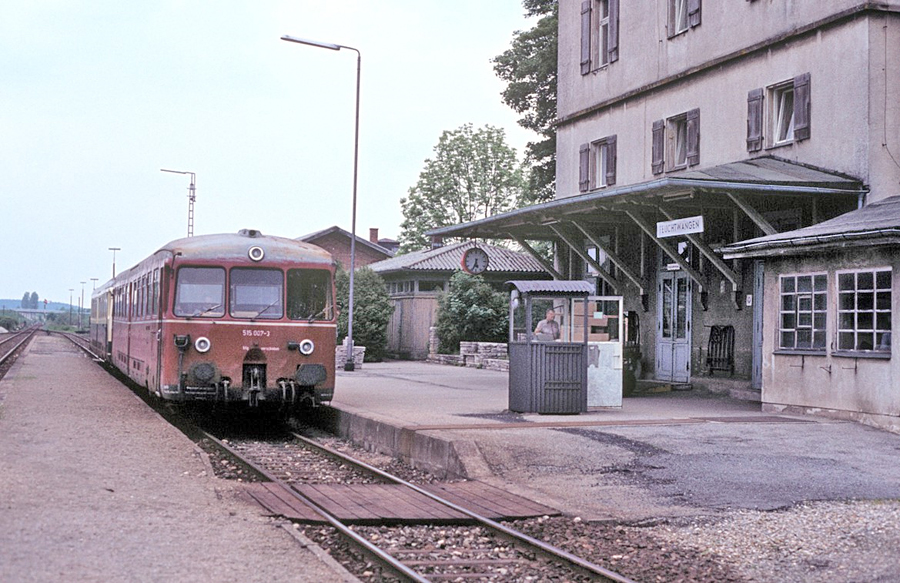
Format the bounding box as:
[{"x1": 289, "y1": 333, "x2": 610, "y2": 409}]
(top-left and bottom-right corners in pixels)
[{"x1": 159, "y1": 230, "x2": 336, "y2": 409}]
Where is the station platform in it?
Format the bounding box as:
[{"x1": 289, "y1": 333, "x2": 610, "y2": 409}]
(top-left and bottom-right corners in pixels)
[
  {"x1": 0, "y1": 335, "x2": 348, "y2": 583},
  {"x1": 329, "y1": 361, "x2": 900, "y2": 523}
]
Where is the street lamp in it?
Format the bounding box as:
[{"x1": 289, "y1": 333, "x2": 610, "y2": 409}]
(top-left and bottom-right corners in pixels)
[
  {"x1": 68, "y1": 289, "x2": 74, "y2": 327},
  {"x1": 109, "y1": 247, "x2": 120, "y2": 278},
  {"x1": 91, "y1": 277, "x2": 99, "y2": 290},
  {"x1": 79, "y1": 281, "x2": 86, "y2": 330},
  {"x1": 161, "y1": 169, "x2": 197, "y2": 237},
  {"x1": 281, "y1": 34, "x2": 361, "y2": 372}
]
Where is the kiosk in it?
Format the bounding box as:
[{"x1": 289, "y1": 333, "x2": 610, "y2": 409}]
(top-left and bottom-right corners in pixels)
[{"x1": 507, "y1": 281, "x2": 593, "y2": 414}]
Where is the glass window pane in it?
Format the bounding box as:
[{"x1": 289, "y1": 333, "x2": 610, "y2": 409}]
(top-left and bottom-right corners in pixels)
[
  {"x1": 858, "y1": 292, "x2": 874, "y2": 311},
  {"x1": 814, "y1": 293, "x2": 826, "y2": 311},
  {"x1": 857, "y1": 332, "x2": 874, "y2": 350},
  {"x1": 839, "y1": 293, "x2": 855, "y2": 311},
  {"x1": 814, "y1": 313, "x2": 826, "y2": 330},
  {"x1": 858, "y1": 271, "x2": 874, "y2": 290},
  {"x1": 782, "y1": 277, "x2": 795, "y2": 293},
  {"x1": 780, "y1": 331, "x2": 795, "y2": 349},
  {"x1": 839, "y1": 312, "x2": 855, "y2": 330},
  {"x1": 858, "y1": 312, "x2": 874, "y2": 330},
  {"x1": 782, "y1": 295, "x2": 795, "y2": 311},
  {"x1": 174, "y1": 267, "x2": 225, "y2": 317},
  {"x1": 839, "y1": 332, "x2": 855, "y2": 350},
  {"x1": 876, "y1": 270, "x2": 891, "y2": 290},
  {"x1": 798, "y1": 313, "x2": 812, "y2": 327},
  {"x1": 675, "y1": 278, "x2": 688, "y2": 339},
  {"x1": 796, "y1": 329, "x2": 812, "y2": 348},
  {"x1": 814, "y1": 275, "x2": 827, "y2": 291},
  {"x1": 797, "y1": 276, "x2": 812, "y2": 292},
  {"x1": 661, "y1": 279, "x2": 673, "y2": 339},
  {"x1": 230, "y1": 268, "x2": 284, "y2": 319},
  {"x1": 287, "y1": 269, "x2": 334, "y2": 321},
  {"x1": 876, "y1": 332, "x2": 892, "y2": 350},
  {"x1": 838, "y1": 273, "x2": 854, "y2": 291},
  {"x1": 877, "y1": 313, "x2": 891, "y2": 331},
  {"x1": 813, "y1": 331, "x2": 826, "y2": 349},
  {"x1": 781, "y1": 313, "x2": 796, "y2": 329},
  {"x1": 798, "y1": 296, "x2": 812, "y2": 311}
]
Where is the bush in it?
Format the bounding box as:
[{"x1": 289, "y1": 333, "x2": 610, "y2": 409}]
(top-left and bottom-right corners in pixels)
[
  {"x1": 335, "y1": 267, "x2": 393, "y2": 362},
  {"x1": 435, "y1": 271, "x2": 508, "y2": 354}
]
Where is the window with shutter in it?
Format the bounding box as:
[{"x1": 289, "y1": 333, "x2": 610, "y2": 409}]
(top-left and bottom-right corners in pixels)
[
  {"x1": 579, "y1": 143, "x2": 591, "y2": 192},
  {"x1": 589, "y1": 135, "x2": 617, "y2": 189},
  {"x1": 687, "y1": 0, "x2": 701, "y2": 28},
  {"x1": 652, "y1": 120, "x2": 665, "y2": 174},
  {"x1": 793, "y1": 72, "x2": 811, "y2": 141},
  {"x1": 747, "y1": 88, "x2": 764, "y2": 152}
]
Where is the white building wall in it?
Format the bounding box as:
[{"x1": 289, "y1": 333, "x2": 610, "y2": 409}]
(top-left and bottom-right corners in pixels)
[{"x1": 557, "y1": 3, "x2": 900, "y2": 202}]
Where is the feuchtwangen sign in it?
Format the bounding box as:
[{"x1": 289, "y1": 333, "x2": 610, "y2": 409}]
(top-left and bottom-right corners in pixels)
[{"x1": 656, "y1": 215, "x2": 705, "y2": 238}]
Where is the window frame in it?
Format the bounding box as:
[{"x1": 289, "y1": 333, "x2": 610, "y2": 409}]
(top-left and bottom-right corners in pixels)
[
  {"x1": 229, "y1": 267, "x2": 285, "y2": 320},
  {"x1": 835, "y1": 268, "x2": 892, "y2": 356},
  {"x1": 667, "y1": 114, "x2": 688, "y2": 171},
  {"x1": 590, "y1": 135, "x2": 616, "y2": 189},
  {"x1": 769, "y1": 81, "x2": 795, "y2": 147},
  {"x1": 776, "y1": 273, "x2": 828, "y2": 354},
  {"x1": 594, "y1": 0, "x2": 610, "y2": 69},
  {"x1": 670, "y1": 0, "x2": 689, "y2": 36},
  {"x1": 173, "y1": 266, "x2": 227, "y2": 318}
]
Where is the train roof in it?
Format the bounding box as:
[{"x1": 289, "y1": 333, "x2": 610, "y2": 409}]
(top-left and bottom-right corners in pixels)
[
  {"x1": 158, "y1": 229, "x2": 333, "y2": 265},
  {"x1": 93, "y1": 230, "x2": 333, "y2": 295}
]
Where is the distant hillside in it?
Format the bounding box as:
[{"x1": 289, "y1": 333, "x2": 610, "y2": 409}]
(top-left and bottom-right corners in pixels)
[{"x1": 0, "y1": 298, "x2": 77, "y2": 312}]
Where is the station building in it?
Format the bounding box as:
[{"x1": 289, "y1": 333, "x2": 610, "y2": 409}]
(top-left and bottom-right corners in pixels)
[{"x1": 431, "y1": 1, "x2": 900, "y2": 430}]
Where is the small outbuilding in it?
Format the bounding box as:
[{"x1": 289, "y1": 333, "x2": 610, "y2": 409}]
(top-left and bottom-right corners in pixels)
[
  {"x1": 721, "y1": 196, "x2": 899, "y2": 432},
  {"x1": 369, "y1": 241, "x2": 552, "y2": 359}
]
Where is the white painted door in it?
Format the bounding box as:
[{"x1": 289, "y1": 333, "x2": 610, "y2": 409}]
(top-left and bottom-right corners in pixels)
[{"x1": 656, "y1": 271, "x2": 692, "y2": 383}]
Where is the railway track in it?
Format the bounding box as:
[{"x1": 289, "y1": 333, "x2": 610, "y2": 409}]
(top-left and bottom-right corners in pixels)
[
  {"x1": 0, "y1": 326, "x2": 39, "y2": 379},
  {"x1": 204, "y1": 431, "x2": 637, "y2": 583}
]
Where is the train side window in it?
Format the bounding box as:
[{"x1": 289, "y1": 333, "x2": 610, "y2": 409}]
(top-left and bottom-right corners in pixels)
[
  {"x1": 287, "y1": 269, "x2": 334, "y2": 321},
  {"x1": 174, "y1": 267, "x2": 226, "y2": 317},
  {"x1": 230, "y1": 268, "x2": 284, "y2": 319}
]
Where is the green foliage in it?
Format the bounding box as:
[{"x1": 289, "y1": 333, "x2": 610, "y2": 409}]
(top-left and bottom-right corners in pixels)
[
  {"x1": 435, "y1": 272, "x2": 508, "y2": 354},
  {"x1": 493, "y1": 0, "x2": 558, "y2": 204},
  {"x1": 335, "y1": 267, "x2": 393, "y2": 362},
  {"x1": 398, "y1": 124, "x2": 525, "y2": 253}
]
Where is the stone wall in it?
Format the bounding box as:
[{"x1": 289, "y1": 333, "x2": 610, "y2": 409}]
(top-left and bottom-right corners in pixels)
[
  {"x1": 428, "y1": 339, "x2": 509, "y2": 372},
  {"x1": 335, "y1": 341, "x2": 366, "y2": 369}
]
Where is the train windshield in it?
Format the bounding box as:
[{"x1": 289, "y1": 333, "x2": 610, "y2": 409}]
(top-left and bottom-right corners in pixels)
[
  {"x1": 174, "y1": 267, "x2": 226, "y2": 317},
  {"x1": 230, "y1": 268, "x2": 284, "y2": 319},
  {"x1": 287, "y1": 269, "x2": 333, "y2": 321}
]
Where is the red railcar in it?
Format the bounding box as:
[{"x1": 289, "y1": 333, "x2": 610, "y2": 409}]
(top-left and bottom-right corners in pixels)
[{"x1": 90, "y1": 229, "x2": 336, "y2": 409}]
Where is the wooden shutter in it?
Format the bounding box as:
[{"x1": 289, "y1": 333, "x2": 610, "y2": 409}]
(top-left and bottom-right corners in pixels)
[
  {"x1": 579, "y1": 143, "x2": 591, "y2": 191},
  {"x1": 688, "y1": 0, "x2": 702, "y2": 28},
  {"x1": 793, "y1": 72, "x2": 811, "y2": 141},
  {"x1": 609, "y1": 0, "x2": 620, "y2": 63},
  {"x1": 581, "y1": 1, "x2": 592, "y2": 75},
  {"x1": 746, "y1": 88, "x2": 764, "y2": 152},
  {"x1": 652, "y1": 120, "x2": 665, "y2": 175},
  {"x1": 686, "y1": 108, "x2": 700, "y2": 166},
  {"x1": 605, "y1": 135, "x2": 617, "y2": 186}
]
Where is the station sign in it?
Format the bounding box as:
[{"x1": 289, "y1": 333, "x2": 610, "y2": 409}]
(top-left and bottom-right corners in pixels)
[{"x1": 656, "y1": 215, "x2": 704, "y2": 238}]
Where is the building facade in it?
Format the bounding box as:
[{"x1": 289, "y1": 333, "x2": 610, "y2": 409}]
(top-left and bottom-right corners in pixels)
[
  {"x1": 431, "y1": 2, "x2": 900, "y2": 417},
  {"x1": 296, "y1": 226, "x2": 394, "y2": 269}
]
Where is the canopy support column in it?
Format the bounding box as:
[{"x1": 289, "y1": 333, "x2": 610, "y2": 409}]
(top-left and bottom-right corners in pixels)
[
  {"x1": 547, "y1": 224, "x2": 619, "y2": 292},
  {"x1": 726, "y1": 192, "x2": 778, "y2": 236}
]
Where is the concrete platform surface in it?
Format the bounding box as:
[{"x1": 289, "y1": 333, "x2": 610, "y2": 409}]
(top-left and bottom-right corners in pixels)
[
  {"x1": 0, "y1": 336, "x2": 348, "y2": 583},
  {"x1": 333, "y1": 361, "x2": 900, "y2": 522}
]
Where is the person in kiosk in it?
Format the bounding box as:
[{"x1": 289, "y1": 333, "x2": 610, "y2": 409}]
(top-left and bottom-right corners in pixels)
[{"x1": 534, "y1": 309, "x2": 560, "y2": 341}]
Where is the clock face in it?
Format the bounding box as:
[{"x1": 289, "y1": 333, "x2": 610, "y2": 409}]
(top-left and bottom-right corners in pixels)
[{"x1": 462, "y1": 247, "x2": 489, "y2": 274}]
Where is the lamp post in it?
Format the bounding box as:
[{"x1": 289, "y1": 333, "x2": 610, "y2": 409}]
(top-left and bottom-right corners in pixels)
[
  {"x1": 109, "y1": 247, "x2": 120, "y2": 278},
  {"x1": 281, "y1": 34, "x2": 361, "y2": 372},
  {"x1": 91, "y1": 278, "x2": 99, "y2": 290},
  {"x1": 161, "y1": 169, "x2": 197, "y2": 237},
  {"x1": 68, "y1": 289, "x2": 74, "y2": 327},
  {"x1": 79, "y1": 281, "x2": 86, "y2": 330}
]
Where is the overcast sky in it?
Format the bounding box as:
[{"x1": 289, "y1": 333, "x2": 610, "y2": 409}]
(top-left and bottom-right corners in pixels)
[{"x1": 0, "y1": 1, "x2": 537, "y2": 306}]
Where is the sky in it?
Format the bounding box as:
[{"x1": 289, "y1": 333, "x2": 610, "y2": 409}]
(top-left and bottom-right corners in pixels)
[{"x1": 0, "y1": 1, "x2": 538, "y2": 306}]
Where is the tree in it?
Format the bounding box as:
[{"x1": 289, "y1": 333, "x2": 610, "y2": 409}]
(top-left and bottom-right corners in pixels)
[
  {"x1": 21, "y1": 292, "x2": 30, "y2": 309},
  {"x1": 335, "y1": 267, "x2": 393, "y2": 362},
  {"x1": 434, "y1": 272, "x2": 509, "y2": 354},
  {"x1": 29, "y1": 292, "x2": 39, "y2": 309},
  {"x1": 493, "y1": 0, "x2": 558, "y2": 204},
  {"x1": 399, "y1": 124, "x2": 525, "y2": 253}
]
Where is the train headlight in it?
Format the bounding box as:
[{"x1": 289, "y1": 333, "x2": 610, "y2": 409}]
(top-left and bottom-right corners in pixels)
[
  {"x1": 298, "y1": 339, "x2": 315, "y2": 355},
  {"x1": 194, "y1": 336, "x2": 212, "y2": 353},
  {"x1": 248, "y1": 246, "x2": 265, "y2": 262}
]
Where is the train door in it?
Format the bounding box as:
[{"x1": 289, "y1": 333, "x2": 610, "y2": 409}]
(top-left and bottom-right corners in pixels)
[
  {"x1": 655, "y1": 270, "x2": 692, "y2": 383},
  {"x1": 105, "y1": 289, "x2": 114, "y2": 358},
  {"x1": 153, "y1": 267, "x2": 165, "y2": 395}
]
